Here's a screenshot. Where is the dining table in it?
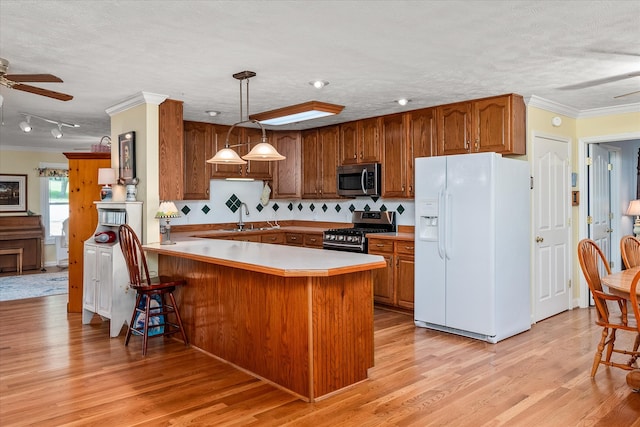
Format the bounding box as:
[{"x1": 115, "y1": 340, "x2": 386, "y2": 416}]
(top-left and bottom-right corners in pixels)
[
  {"x1": 602, "y1": 266, "x2": 640, "y2": 300},
  {"x1": 602, "y1": 266, "x2": 640, "y2": 392}
]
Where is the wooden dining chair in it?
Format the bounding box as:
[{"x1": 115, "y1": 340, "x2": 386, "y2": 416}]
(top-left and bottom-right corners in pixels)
[
  {"x1": 627, "y1": 270, "x2": 640, "y2": 391},
  {"x1": 577, "y1": 238, "x2": 639, "y2": 377},
  {"x1": 118, "y1": 224, "x2": 189, "y2": 356},
  {"x1": 621, "y1": 235, "x2": 640, "y2": 269}
]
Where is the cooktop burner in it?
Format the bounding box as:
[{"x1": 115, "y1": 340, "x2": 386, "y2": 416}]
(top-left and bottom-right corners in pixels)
[{"x1": 323, "y1": 211, "x2": 396, "y2": 253}]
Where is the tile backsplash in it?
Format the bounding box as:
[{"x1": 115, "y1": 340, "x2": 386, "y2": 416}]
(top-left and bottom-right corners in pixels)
[{"x1": 169, "y1": 180, "x2": 415, "y2": 227}]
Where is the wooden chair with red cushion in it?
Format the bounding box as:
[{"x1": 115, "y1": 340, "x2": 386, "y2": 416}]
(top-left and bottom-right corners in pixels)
[
  {"x1": 627, "y1": 270, "x2": 640, "y2": 391},
  {"x1": 577, "y1": 239, "x2": 639, "y2": 377},
  {"x1": 118, "y1": 224, "x2": 188, "y2": 356},
  {"x1": 621, "y1": 235, "x2": 640, "y2": 270}
]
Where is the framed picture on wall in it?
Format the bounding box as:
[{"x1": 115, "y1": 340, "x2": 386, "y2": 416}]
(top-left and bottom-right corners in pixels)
[
  {"x1": 0, "y1": 174, "x2": 27, "y2": 212},
  {"x1": 118, "y1": 131, "x2": 136, "y2": 184}
]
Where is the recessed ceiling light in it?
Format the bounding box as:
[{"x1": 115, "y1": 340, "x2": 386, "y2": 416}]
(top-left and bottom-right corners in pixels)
[
  {"x1": 206, "y1": 110, "x2": 220, "y2": 117},
  {"x1": 397, "y1": 98, "x2": 410, "y2": 106},
  {"x1": 309, "y1": 80, "x2": 329, "y2": 89}
]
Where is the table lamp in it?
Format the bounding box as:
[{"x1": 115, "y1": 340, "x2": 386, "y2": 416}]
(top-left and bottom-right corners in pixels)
[
  {"x1": 97, "y1": 168, "x2": 117, "y2": 200},
  {"x1": 626, "y1": 199, "x2": 640, "y2": 237},
  {"x1": 155, "y1": 201, "x2": 180, "y2": 245}
]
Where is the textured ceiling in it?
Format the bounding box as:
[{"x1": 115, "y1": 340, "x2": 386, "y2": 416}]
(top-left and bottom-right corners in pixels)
[{"x1": 0, "y1": 0, "x2": 639, "y2": 152}]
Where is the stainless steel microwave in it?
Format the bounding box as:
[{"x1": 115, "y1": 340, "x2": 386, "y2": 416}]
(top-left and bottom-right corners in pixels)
[{"x1": 337, "y1": 163, "x2": 381, "y2": 197}]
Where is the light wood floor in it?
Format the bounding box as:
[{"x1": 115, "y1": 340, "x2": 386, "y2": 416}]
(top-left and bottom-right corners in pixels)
[{"x1": 1, "y1": 295, "x2": 639, "y2": 426}]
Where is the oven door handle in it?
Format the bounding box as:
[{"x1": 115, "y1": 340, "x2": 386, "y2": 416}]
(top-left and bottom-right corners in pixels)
[{"x1": 361, "y1": 168, "x2": 367, "y2": 194}]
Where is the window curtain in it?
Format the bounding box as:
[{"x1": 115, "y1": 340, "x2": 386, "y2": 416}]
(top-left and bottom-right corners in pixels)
[{"x1": 37, "y1": 168, "x2": 69, "y2": 178}]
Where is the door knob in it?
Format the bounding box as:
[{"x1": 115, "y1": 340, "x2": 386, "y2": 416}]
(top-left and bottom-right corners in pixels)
[{"x1": 535, "y1": 236, "x2": 544, "y2": 243}]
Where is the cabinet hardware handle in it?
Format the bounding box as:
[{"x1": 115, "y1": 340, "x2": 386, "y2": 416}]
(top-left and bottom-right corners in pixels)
[
  {"x1": 310, "y1": 238, "x2": 317, "y2": 242},
  {"x1": 290, "y1": 237, "x2": 297, "y2": 240},
  {"x1": 353, "y1": 153, "x2": 357, "y2": 159},
  {"x1": 409, "y1": 185, "x2": 413, "y2": 193},
  {"x1": 376, "y1": 244, "x2": 385, "y2": 247},
  {"x1": 475, "y1": 138, "x2": 479, "y2": 150},
  {"x1": 464, "y1": 140, "x2": 469, "y2": 150}
]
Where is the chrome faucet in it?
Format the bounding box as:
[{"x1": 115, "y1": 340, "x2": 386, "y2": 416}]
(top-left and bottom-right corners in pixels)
[{"x1": 238, "y1": 202, "x2": 249, "y2": 230}]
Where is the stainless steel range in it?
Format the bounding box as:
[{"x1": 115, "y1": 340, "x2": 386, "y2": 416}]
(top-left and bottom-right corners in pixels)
[{"x1": 323, "y1": 210, "x2": 396, "y2": 253}]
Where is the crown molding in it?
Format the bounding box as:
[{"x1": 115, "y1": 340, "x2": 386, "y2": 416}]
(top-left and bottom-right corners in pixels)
[
  {"x1": 525, "y1": 95, "x2": 580, "y2": 118},
  {"x1": 526, "y1": 95, "x2": 640, "y2": 119},
  {"x1": 577, "y1": 103, "x2": 640, "y2": 118},
  {"x1": 105, "y1": 91, "x2": 169, "y2": 116}
]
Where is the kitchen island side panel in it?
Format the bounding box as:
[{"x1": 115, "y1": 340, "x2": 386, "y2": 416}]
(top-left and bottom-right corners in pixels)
[{"x1": 158, "y1": 254, "x2": 374, "y2": 401}]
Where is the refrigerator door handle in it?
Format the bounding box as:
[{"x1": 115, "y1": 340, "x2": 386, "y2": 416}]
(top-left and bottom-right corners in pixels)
[
  {"x1": 445, "y1": 191, "x2": 453, "y2": 260},
  {"x1": 438, "y1": 188, "x2": 446, "y2": 259}
]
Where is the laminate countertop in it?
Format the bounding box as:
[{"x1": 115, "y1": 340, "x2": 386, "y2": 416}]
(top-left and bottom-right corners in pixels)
[{"x1": 143, "y1": 239, "x2": 386, "y2": 278}]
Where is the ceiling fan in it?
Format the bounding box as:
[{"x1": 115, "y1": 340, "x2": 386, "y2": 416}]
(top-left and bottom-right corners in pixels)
[{"x1": 0, "y1": 57, "x2": 73, "y2": 101}]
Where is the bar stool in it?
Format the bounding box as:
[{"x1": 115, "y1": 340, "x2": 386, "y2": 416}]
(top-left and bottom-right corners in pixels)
[{"x1": 118, "y1": 224, "x2": 188, "y2": 356}]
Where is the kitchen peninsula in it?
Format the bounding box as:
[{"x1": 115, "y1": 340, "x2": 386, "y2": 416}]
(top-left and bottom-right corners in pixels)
[{"x1": 143, "y1": 238, "x2": 386, "y2": 401}]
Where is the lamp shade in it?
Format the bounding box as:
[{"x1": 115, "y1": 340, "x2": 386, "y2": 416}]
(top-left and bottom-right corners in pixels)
[
  {"x1": 97, "y1": 168, "x2": 117, "y2": 185},
  {"x1": 206, "y1": 147, "x2": 247, "y2": 165},
  {"x1": 626, "y1": 200, "x2": 640, "y2": 216},
  {"x1": 155, "y1": 201, "x2": 180, "y2": 219},
  {"x1": 242, "y1": 142, "x2": 286, "y2": 161}
]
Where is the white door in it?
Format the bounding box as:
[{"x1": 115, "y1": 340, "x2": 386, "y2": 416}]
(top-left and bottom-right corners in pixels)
[
  {"x1": 588, "y1": 144, "x2": 613, "y2": 266},
  {"x1": 533, "y1": 135, "x2": 571, "y2": 322}
]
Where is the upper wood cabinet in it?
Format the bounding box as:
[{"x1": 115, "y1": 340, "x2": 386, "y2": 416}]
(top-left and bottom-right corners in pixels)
[
  {"x1": 406, "y1": 107, "x2": 436, "y2": 198},
  {"x1": 183, "y1": 121, "x2": 213, "y2": 200},
  {"x1": 210, "y1": 126, "x2": 273, "y2": 180},
  {"x1": 381, "y1": 109, "x2": 436, "y2": 199},
  {"x1": 159, "y1": 99, "x2": 184, "y2": 200},
  {"x1": 339, "y1": 118, "x2": 381, "y2": 165},
  {"x1": 381, "y1": 114, "x2": 407, "y2": 198},
  {"x1": 272, "y1": 131, "x2": 301, "y2": 199},
  {"x1": 302, "y1": 126, "x2": 340, "y2": 199},
  {"x1": 435, "y1": 94, "x2": 525, "y2": 156}
]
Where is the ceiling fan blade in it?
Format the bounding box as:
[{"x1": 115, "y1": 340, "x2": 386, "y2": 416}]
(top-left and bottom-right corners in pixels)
[
  {"x1": 5, "y1": 74, "x2": 63, "y2": 83},
  {"x1": 558, "y1": 71, "x2": 640, "y2": 90},
  {"x1": 12, "y1": 83, "x2": 73, "y2": 101},
  {"x1": 614, "y1": 90, "x2": 640, "y2": 99}
]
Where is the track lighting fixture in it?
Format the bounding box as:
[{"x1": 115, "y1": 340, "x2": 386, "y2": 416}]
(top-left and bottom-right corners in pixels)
[
  {"x1": 18, "y1": 111, "x2": 79, "y2": 139},
  {"x1": 51, "y1": 124, "x2": 63, "y2": 139},
  {"x1": 19, "y1": 115, "x2": 32, "y2": 133}
]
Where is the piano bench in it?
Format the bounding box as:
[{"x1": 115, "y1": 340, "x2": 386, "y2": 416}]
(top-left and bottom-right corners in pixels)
[{"x1": 0, "y1": 248, "x2": 23, "y2": 275}]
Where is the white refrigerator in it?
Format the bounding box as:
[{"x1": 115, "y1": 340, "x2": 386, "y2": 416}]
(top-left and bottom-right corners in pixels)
[{"x1": 414, "y1": 152, "x2": 531, "y2": 343}]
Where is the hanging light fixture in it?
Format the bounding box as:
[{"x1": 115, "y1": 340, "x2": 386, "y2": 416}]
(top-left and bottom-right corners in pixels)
[{"x1": 206, "y1": 71, "x2": 285, "y2": 165}]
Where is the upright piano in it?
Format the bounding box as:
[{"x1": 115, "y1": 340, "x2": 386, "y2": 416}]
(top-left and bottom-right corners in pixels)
[{"x1": 0, "y1": 215, "x2": 45, "y2": 273}]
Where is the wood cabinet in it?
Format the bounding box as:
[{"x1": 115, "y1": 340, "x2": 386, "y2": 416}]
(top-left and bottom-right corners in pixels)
[
  {"x1": 82, "y1": 201, "x2": 142, "y2": 337},
  {"x1": 395, "y1": 241, "x2": 415, "y2": 310},
  {"x1": 64, "y1": 152, "x2": 111, "y2": 313},
  {"x1": 382, "y1": 109, "x2": 435, "y2": 199},
  {"x1": 210, "y1": 126, "x2": 273, "y2": 180},
  {"x1": 159, "y1": 99, "x2": 185, "y2": 200},
  {"x1": 406, "y1": 107, "x2": 436, "y2": 198},
  {"x1": 285, "y1": 232, "x2": 304, "y2": 246},
  {"x1": 302, "y1": 126, "x2": 340, "y2": 199},
  {"x1": 339, "y1": 118, "x2": 381, "y2": 165},
  {"x1": 368, "y1": 237, "x2": 414, "y2": 310},
  {"x1": 272, "y1": 131, "x2": 301, "y2": 199},
  {"x1": 368, "y1": 239, "x2": 394, "y2": 305},
  {"x1": 261, "y1": 233, "x2": 285, "y2": 245},
  {"x1": 381, "y1": 114, "x2": 406, "y2": 198},
  {"x1": 435, "y1": 94, "x2": 525, "y2": 156},
  {"x1": 183, "y1": 121, "x2": 212, "y2": 200},
  {"x1": 303, "y1": 232, "x2": 323, "y2": 248}
]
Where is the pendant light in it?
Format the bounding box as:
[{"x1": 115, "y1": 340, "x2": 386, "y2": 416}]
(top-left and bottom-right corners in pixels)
[{"x1": 207, "y1": 71, "x2": 285, "y2": 165}]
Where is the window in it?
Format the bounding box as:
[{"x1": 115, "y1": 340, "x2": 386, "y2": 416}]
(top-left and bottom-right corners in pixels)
[{"x1": 39, "y1": 163, "x2": 69, "y2": 244}]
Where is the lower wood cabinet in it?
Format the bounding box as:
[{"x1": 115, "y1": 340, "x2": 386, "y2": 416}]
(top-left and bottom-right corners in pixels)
[{"x1": 368, "y1": 237, "x2": 414, "y2": 310}]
